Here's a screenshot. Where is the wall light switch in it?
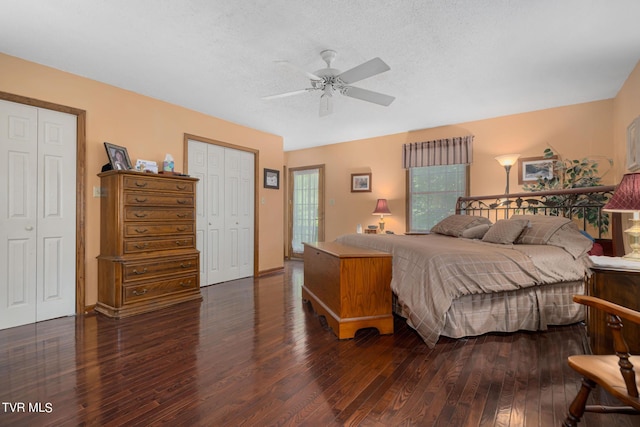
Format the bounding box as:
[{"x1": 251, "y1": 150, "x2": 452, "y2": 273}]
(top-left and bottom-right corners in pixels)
[
  {"x1": 261, "y1": 197, "x2": 266, "y2": 205},
  {"x1": 93, "y1": 186, "x2": 103, "y2": 197}
]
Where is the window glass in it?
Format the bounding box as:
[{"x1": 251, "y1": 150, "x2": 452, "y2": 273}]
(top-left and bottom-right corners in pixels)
[{"x1": 408, "y1": 164, "x2": 467, "y2": 232}]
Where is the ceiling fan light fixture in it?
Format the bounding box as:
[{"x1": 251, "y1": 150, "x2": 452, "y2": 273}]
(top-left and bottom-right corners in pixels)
[{"x1": 265, "y1": 49, "x2": 394, "y2": 116}]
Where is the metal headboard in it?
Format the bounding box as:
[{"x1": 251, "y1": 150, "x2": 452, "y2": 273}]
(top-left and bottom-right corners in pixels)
[{"x1": 455, "y1": 185, "x2": 616, "y2": 240}]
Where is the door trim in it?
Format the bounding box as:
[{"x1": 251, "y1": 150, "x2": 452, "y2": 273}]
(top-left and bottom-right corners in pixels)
[
  {"x1": 0, "y1": 91, "x2": 87, "y2": 314},
  {"x1": 183, "y1": 133, "x2": 259, "y2": 278}
]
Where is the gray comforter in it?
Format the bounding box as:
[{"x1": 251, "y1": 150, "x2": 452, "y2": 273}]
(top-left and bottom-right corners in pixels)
[{"x1": 335, "y1": 233, "x2": 591, "y2": 347}]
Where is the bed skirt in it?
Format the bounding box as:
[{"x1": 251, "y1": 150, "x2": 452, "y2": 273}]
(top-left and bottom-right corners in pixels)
[{"x1": 393, "y1": 280, "x2": 586, "y2": 340}]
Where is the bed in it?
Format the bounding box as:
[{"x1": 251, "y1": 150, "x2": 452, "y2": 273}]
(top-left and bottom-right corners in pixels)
[{"x1": 335, "y1": 186, "x2": 617, "y2": 348}]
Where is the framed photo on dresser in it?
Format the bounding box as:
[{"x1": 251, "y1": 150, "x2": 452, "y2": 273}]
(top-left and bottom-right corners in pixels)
[{"x1": 104, "y1": 142, "x2": 132, "y2": 171}]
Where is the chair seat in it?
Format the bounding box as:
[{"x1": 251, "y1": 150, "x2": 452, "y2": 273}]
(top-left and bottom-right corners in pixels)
[{"x1": 568, "y1": 354, "x2": 640, "y2": 410}]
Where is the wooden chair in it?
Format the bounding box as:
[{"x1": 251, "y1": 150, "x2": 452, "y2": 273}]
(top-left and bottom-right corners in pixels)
[{"x1": 563, "y1": 295, "x2": 640, "y2": 426}]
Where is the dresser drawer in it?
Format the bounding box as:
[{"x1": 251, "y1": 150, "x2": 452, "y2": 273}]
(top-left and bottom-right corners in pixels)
[
  {"x1": 122, "y1": 255, "x2": 199, "y2": 281},
  {"x1": 124, "y1": 207, "x2": 194, "y2": 221},
  {"x1": 124, "y1": 236, "x2": 195, "y2": 253},
  {"x1": 125, "y1": 193, "x2": 194, "y2": 207},
  {"x1": 123, "y1": 175, "x2": 194, "y2": 193},
  {"x1": 123, "y1": 274, "x2": 198, "y2": 304},
  {"x1": 124, "y1": 222, "x2": 194, "y2": 238}
]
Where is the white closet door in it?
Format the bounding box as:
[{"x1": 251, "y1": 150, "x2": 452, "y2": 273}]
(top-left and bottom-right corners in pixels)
[
  {"x1": 224, "y1": 149, "x2": 254, "y2": 280},
  {"x1": 206, "y1": 144, "x2": 225, "y2": 284},
  {"x1": 0, "y1": 101, "x2": 38, "y2": 329},
  {"x1": 189, "y1": 140, "x2": 254, "y2": 286},
  {"x1": 35, "y1": 108, "x2": 77, "y2": 321},
  {"x1": 189, "y1": 141, "x2": 208, "y2": 286},
  {"x1": 0, "y1": 100, "x2": 76, "y2": 329}
]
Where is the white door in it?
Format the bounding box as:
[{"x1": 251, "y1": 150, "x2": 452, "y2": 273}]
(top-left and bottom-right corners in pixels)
[
  {"x1": 289, "y1": 166, "x2": 324, "y2": 258},
  {"x1": 188, "y1": 140, "x2": 254, "y2": 286},
  {"x1": 0, "y1": 100, "x2": 76, "y2": 330},
  {"x1": 224, "y1": 148, "x2": 254, "y2": 280}
]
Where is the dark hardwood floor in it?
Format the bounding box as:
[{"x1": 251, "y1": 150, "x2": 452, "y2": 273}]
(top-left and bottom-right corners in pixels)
[{"x1": 1, "y1": 261, "x2": 637, "y2": 426}]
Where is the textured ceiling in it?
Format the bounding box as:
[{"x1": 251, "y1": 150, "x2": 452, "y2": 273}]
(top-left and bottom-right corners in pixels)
[{"x1": 2, "y1": 1, "x2": 640, "y2": 151}]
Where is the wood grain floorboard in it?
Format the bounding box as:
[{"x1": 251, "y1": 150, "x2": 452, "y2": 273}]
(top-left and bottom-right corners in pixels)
[{"x1": 1, "y1": 260, "x2": 638, "y2": 426}]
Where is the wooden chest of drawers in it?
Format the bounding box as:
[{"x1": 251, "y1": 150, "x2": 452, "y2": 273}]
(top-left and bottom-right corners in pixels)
[
  {"x1": 302, "y1": 242, "x2": 393, "y2": 339},
  {"x1": 96, "y1": 170, "x2": 201, "y2": 318}
]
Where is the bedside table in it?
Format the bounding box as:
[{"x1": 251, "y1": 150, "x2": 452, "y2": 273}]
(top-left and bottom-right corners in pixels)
[{"x1": 587, "y1": 266, "x2": 640, "y2": 354}]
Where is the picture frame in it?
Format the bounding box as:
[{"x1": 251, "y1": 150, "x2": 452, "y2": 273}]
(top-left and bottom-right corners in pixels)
[
  {"x1": 264, "y1": 168, "x2": 279, "y2": 189},
  {"x1": 104, "y1": 142, "x2": 133, "y2": 171},
  {"x1": 627, "y1": 116, "x2": 640, "y2": 171},
  {"x1": 351, "y1": 173, "x2": 372, "y2": 192},
  {"x1": 518, "y1": 156, "x2": 557, "y2": 185}
]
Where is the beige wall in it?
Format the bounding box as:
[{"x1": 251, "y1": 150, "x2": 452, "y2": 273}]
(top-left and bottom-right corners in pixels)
[
  {"x1": 0, "y1": 53, "x2": 285, "y2": 306},
  {"x1": 613, "y1": 61, "x2": 640, "y2": 182},
  {"x1": 286, "y1": 99, "x2": 623, "y2": 243},
  {"x1": 3, "y1": 49, "x2": 638, "y2": 304}
]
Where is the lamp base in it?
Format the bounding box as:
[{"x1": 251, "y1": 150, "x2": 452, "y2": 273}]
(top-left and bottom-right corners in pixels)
[
  {"x1": 378, "y1": 215, "x2": 386, "y2": 233},
  {"x1": 623, "y1": 219, "x2": 640, "y2": 261}
]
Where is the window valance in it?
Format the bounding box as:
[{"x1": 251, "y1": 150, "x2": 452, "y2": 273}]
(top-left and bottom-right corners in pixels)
[{"x1": 402, "y1": 135, "x2": 474, "y2": 168}]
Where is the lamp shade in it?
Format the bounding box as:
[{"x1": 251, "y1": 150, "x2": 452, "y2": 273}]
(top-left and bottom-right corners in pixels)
[
  {"x1": 372, "y1": 199, "x2": 391, "y2": 215},
  {"x1": 603, "y1": 172, "x2": 640, "y2": 212},
  {"x1": 494, "y1": 154, "x2": 521, "y2": 167}
]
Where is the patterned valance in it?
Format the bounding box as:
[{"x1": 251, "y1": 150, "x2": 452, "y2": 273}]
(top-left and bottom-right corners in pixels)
[{"x1": 402, "y1": 135, "x2": 474, "y2": 168}]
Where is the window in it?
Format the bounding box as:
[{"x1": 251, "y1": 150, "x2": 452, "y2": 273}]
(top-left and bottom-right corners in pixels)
[{"x1": 408, "y1": 164, "x2": 468, "y2": 232}]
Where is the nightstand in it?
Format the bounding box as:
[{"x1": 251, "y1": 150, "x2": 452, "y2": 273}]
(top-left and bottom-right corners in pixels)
[{"x1": 587, "y1": 266, "x2": 640, "y2": 354}]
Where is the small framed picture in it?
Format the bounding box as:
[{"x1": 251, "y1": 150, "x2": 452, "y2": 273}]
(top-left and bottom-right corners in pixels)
[
  {"x1": 264, "y1": 168, "x2": 279, "y2": 189},
  {"x1": 518, "y1": 156, "x2": 557, "y2": 184},
  {"x1": 351, "y1": 173, "x2": 372, "y2": 192},
  {"x1": 104, "y1": 142, "x2": 133, "y2": 171}
]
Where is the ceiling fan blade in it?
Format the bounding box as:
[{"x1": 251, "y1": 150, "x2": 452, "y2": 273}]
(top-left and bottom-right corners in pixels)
[
  {"x1": 342, "y1": 86, "x2": 395, "y2": 106},
  {"x1": 337, "y1": 57, "x2": 390, "y2": 84},
  {"x1": 262, "y1": 88, "x2": 313, "y2": 100},
  {"x1": 275, "y1": 60, "x2": 322, "y2": 81},
  {"x1": 319, "y1": 94, "x2": 333, "y2": 117}
]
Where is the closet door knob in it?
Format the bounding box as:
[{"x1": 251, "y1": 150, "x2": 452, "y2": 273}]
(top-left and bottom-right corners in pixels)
[{"x1": 25, "y1": 226, "x2": 34, "y2": 231}]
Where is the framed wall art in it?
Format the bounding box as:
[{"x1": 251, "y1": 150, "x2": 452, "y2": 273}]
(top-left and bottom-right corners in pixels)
[
  {"x1": 104, "y1": 142, "x2": 132, "y2": 171},
  {"x1": 351, "y1": 173, "x2": 372, "y2": 192},
  {"x1": 264, "y1": 168, "x2": 280, "y2": 189},
  {"x1": 627, "y1": 116, "x2": 640, "y2": 171},
  {"x1": 518, "y1": 156, "x2": 557, "y2": 185}
]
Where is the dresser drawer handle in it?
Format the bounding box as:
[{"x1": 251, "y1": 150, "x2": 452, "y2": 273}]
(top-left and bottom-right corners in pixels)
[
  {"x1": 132, "y1": 289, "x2": 148, "y2": 296},
  {"x1": 135, "y1": 243, "x2": 148, "y2": 249},
  {"x1": 177, "y1": 213, "x2": 189, "y2": 218},
  {"x1": 134, "y1": 212, "x2": 148, "y2": 218},
  {"x1": 134, "y1": 197, "x2": 148, "y2": 203},
  {"x1": 135, "y1": 228, "x2": 148, "y2": 234},
  {"x1": 177, "y1": 199, "x2": 188, "y2": 205},
  {"x1": 176, "y1": 184, "x2": 187, "y2": 190},
  {"x1": 134, "y1": 181, "x2": 148, "y2": 188},
  {"x1": 176, "y1": 226, "x2": 188, "y2": 232},
  {"x1": 180, "y1": 281, "x2": 192, "y2": 288},
  {"x1": 175, "y1": 240, "x2": 189, "y2": 246},
  {"x1": 132, "y1": 267, "x2": 147, "y2": 275},
  {"x1": 180, "y1": 262, "x2": 192, "y2": 268}
]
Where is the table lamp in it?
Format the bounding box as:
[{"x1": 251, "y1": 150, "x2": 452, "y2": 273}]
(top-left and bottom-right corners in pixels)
[
  {"x1": 603, "y1": 172, "x2": 640, "y2": 260},
  {"x1": 372, "y1": 199, "x2": 391, "y2": 232},
  {"x1": 494, "y1": 154, "x2": 521, "y2": 194}
]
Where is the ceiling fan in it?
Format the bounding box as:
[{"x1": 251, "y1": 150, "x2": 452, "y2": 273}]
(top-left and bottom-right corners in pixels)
[{"x1": 263, "y1": 49, "x2": 395, "y2": 117}]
